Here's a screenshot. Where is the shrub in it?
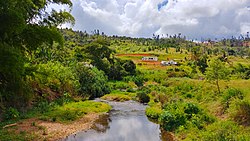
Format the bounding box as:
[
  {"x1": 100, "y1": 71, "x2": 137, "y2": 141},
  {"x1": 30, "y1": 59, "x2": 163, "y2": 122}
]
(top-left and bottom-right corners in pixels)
[
  {"x1": 136, "y1": 91, "x2": 150, "y2": 103},
  {"x1": 222, "y1": 88, "x2": 244, "y2": 111},
  {"x1": 223, "y1": 88, "x2": 244, "y2": 102},
  {"x1": 76, "y1": 65, "x2": 110, "y2": 99},
  {"x1": 166, "y1": 67, "x2": 189, "y2": 78},
  {"x1": 230, "y1": 100, "x2": 250, "y2": 126},
  {"x1": 109, "y1": 81, "x2": 131, "y2": 90},
  {"x1": 122, "y1": 60, "x2": 136, "y2": 75},
  {"x1": 108, "y1": 59, "x2": 136, "y2": 80},
  {"x1": 35, "y1": 61, "x2": 79, "y2": 95},
  {"x1": 234, "y1": 63, "x2": 250, "y2": 79},
  {"x1": 159, "y1": 110, "x2": 186, "y2": 131},
  {"x1": 4, "y1": 107, "x2": 20, "y2": 120},
  {"x1": 145, "y1": 106, "x2": 163, "y2": 119},
  {"x1": 133, "y1": 75, "x2": 146, "y2": 87},
  {"x1": 54, "y1": 92, "x2": 73, "y2": 106},
  {"x1": 155, "y1": 93, "x2": 169, "y2": 106},
  {"x1": 192, "y1": 121, "x2": 250, "y2": 141},
  {"x1": 34, "y1": 100, "x2": 52, "y2": 114},
  {"x1": 184, "y1": 103, "x2": 200, "y2": 118},
  {"x1": 159, "y1": 102, "x2": 214, "y2": 132},
  {"x1": 0, "y1": 44, "x2": 32, "y2": 111}
]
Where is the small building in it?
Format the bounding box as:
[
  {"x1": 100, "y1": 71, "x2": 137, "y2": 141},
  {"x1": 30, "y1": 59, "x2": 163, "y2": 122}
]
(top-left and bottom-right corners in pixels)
[
  {"x1": 142, "y1": 56, "x2": 158, "y2": 61},
  {"x1": 161, "y1": 60, "x2": 177, "y2": 66}
]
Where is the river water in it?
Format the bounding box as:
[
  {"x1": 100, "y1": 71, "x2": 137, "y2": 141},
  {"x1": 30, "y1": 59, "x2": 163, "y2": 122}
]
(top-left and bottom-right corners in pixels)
[{"x1": 63, "y1": 100, "x2": 170, "y2": 141}]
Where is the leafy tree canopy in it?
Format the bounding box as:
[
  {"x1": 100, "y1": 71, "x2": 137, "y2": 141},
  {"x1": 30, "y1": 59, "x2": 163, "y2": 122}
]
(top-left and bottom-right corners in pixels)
[
  {"x1": 0, "y1": 0, "x2": 74, "y2": 109},
  {"x1": 0, "y1": 0, "x2": 74, "y2": 50}
]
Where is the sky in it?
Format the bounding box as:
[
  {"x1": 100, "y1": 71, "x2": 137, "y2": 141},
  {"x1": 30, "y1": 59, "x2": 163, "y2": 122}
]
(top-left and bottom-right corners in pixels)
[{"x1": 56, "y1": 0, "x2": 250, "y2": 39}]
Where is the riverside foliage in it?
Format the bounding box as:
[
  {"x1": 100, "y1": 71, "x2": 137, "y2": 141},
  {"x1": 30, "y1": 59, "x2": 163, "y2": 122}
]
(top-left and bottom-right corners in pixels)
[{"x1": 1, "y1": 1, "x2": 250, "y2": 139}]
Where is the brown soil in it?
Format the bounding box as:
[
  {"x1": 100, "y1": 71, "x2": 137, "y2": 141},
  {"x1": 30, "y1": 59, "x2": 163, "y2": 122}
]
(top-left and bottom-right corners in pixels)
[
  {"x1": 139, "y1": 60, "x2": 161, "y2": 65},
  {"x1": 6, "y1": 113, "x2": 101, "y2": 141}
]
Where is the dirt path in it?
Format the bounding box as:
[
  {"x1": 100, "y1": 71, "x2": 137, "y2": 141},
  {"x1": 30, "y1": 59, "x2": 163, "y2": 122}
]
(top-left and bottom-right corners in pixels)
[{"x1": 7, "y1": 113, "x2": 102, "y2": 141}]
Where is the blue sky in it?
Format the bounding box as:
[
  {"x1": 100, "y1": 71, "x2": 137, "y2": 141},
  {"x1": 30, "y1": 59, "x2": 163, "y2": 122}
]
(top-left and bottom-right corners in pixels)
[
  {"x1": 56, "y1": 0, "x2": 250, "y2": 39},
  {"x1": 158, "y1": 0, "x2": 169, "y2": 11}
]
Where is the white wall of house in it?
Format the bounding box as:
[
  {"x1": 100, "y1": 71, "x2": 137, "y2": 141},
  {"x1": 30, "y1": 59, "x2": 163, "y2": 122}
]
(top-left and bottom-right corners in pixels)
[{"x1": 142, "y1": 57, "x2": 158, "y2": 61}]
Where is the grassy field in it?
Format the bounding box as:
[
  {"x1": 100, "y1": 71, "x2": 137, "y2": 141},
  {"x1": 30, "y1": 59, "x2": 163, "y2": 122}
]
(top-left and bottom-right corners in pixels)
[{"x1": 112, "y1": 43, "x2": 250, "y2": 140}]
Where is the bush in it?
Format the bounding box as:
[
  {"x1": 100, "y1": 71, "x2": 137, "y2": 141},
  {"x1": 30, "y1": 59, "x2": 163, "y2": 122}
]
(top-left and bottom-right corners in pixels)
[
  {"x1": 166, "y1": 67, "x2": 189, "y2": 78},
  {"x1": 4, "y1": 107, "x2": 20, "y2": 120},
  {"x1": 133, "y1": 75, "x2": 146, "y2": 87},
  {"x1": 108, "y1": 59, "x2": 136, "y2": 80},
  {"x1": 184, "y1": 103, "x2": 200, "y2": 118},
  {"x1": 154, "y1": 93, "x2": 169, "y2": 106},
  {"x1": 136, "y1": 91, "x2": 150, "y2": 103},
  {"x1": 109, "y1": 81, "x2": 131, "y2": 90},
  {"x1": 76, "y1": 66, "x2": 110, "y2": 99},
  {"x1": 34, "y1": 101, "x2": 52, "y2": 114},
  {"x1": 145, "y1": 106, "x2": 163, "y2": 119},
  {"x1": 159, "y1": 110, "x2": 186, "y2": 131},
  {"x1": 122, "y1": 60, "x2": 136, "y2": 75},
  {"x1": 35, "y1": 61, "x2": 79, "y2": 95},
  {"x1": 222, "y1": 88, "x2": 244, "y2": 110},
  {"x1": 159, "y1": 103, "x2": 187, "y2": 131},
  {"x1": 223, "y1": 88, "x2": 244, "y2": 102},
  {"x1": 159, "y1": 102, "x2": 214, "y2": 132},
  {"x1": 230, "y1": 100, "x2": 250, "y2": 126},
  {"x1": 193, "y1": 121, "x2": 250, "y2": 141},
  {"x1": 0, "y1": 44, "x2": 32, "y2": 111},
  {"x1": 234, "y1": 63, "x2": 250, "y2": 79}
]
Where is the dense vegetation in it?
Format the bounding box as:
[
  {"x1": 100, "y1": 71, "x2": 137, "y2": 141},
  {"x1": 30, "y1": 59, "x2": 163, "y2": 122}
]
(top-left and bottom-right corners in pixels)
[{"x1": 1, "y1": 0, "x2": 250, "y2": 140}]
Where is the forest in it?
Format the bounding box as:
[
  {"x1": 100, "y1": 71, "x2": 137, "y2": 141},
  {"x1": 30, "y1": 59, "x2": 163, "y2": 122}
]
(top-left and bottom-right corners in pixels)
[{"x1": 1, "y1": 0, "x2": 250, "y2": 140}]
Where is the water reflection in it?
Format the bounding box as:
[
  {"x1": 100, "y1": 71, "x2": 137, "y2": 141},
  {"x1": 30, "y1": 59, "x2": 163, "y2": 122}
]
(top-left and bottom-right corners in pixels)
[{"x1": 64, "y1": 100, "x2": 171, "y2": 141}]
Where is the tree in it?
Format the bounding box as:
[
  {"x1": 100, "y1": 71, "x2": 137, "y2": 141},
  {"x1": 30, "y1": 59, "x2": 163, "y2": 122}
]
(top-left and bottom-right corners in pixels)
[
  {"x1": 0, "y1": 0, "x2": 75, "y2": 49},
  {"x1": 76, "y1": 65, "x2": 110, "y2": 99},
  {"x1": 122, "y1": 60, "x2": 136, "y2": 75},
  {"x1": 84, "y1": 38, "x2": 114, "y2": 74},
  {"x1": 197, "y1": 55, "x2": 208, "y2": 74},
  {"x1": 0, "y1": 0, "x2": 74, "y2": 109},
  {"x1": 205, "y1": 58, "x2": 230, "y2": 93},
  {"x1": 84, "y1": 38, "x2": 136, "y2": 80}
]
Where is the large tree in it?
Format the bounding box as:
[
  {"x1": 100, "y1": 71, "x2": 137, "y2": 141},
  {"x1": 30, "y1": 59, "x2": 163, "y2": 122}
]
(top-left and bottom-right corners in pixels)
[
  {"x1": 0, "y1": 0, "x2": 74, "y2": 49},
  {"x1": 84, "y1": 38, "x2": 114, "y2": 74},
  {"x1": 0, "y1": 0, "x2": 74, "y2": 109}
]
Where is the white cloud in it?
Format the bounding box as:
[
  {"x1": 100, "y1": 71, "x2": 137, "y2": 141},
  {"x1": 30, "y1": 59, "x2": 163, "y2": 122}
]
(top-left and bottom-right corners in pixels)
[
  {"x1": 68, "y1": 0, "x2": 250, "y2": 39},
  {"x1": 241, "y1": 23, "x2": 250, "y2": 34}
]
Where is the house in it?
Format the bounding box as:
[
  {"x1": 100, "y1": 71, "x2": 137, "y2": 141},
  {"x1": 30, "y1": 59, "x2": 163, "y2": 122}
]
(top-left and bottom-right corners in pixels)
[
  {"x1": 142, "y1": 56, "x2": 158, "y2": 61},
  {"x1": 161, "y1": 60, "x2": 177, "y2": 66}
]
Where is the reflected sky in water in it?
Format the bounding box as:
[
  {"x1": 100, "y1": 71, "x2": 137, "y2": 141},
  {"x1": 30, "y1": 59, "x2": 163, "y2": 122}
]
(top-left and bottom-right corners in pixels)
[{"x1": 64, "y1": 100, "x2": 164, "y2": 141}]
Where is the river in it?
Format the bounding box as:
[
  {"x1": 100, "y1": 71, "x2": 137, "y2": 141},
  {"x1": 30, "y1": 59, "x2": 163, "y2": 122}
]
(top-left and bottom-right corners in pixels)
[{"x1": 63, "y1": 99, "x2": 171, "y2": 141}]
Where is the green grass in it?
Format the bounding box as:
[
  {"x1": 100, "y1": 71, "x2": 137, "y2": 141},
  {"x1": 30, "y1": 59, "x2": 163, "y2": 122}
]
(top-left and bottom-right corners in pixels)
[
  {"x1": 184, "y1": 121, "x2": 250, "y2": 141},
  {"x1": 101, "y1": 94, "x2": 131, "y2": 102},
  {"x1": 135, "y1": 75, "x2": 250, "y2": 139},
  {"x1": 101, "y1": 91, "x2": 136, "y2": 102},
  {"x1": 40, "y1": 101, "x2": 111, "y2": 122},
  {"x1": 0, "y1": 101, "x2": 111, "y2": 141},
  {"x1": 0, "y1": 129, "x2": 37, "y2": 141}
]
